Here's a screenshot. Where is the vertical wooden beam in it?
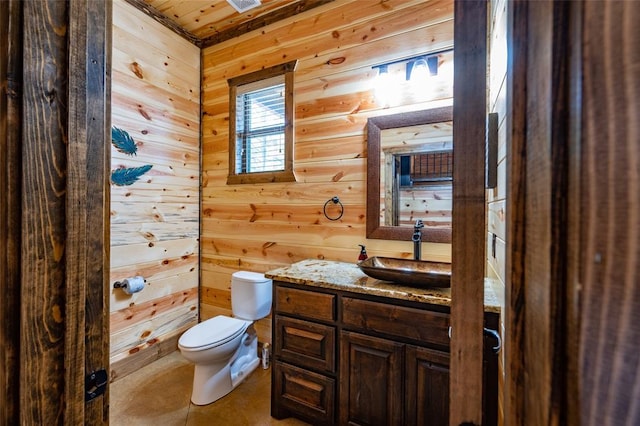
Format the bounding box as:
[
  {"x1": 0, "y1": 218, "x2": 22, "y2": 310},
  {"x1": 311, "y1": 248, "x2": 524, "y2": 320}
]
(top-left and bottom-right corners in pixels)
[
  {"x1": 66, "y1": 0, "x2": 111, "y2": 424},
  {"x1": 21, "y1": 1, "x2": 69, "y2": 423},
  {"x1": 506, "y1": 1, "x2": 575, "y2": 424},
  {"x1": 451, "y1": 1, "x2": 487, "y2": 424},
  {"x1": 564, "y1": 2, "x2": 582, "y2": 425},
  {"x1": 0, "y1": 1, "x2": 23, "y2": 424},
  {"x1": 524, "y1": 2, "x2": 572, "y2": 424},
  {"x1": 579, "y1": 1, "x2": 640, "y2": 424},
  {"x1": 504, "y1": 1, "x2": 527, "y2": 424}
]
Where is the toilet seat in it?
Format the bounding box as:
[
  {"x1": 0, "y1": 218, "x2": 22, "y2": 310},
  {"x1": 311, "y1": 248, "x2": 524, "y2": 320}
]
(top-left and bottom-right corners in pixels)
[{"x1": 178, "y1": 316, "x2": 251, "y2": 351}]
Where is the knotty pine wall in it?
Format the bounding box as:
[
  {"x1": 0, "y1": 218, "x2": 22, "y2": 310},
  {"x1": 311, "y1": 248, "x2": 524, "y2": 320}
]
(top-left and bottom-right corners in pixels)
[
  {"x1": 487, "y1": 0, "x2": 507, "y2": 424},
  {"x1": 109, "y1": 0, "x2": 200, "y2": 381},
  {"x1": 201, "y1": 0, "x2": 454, "y2": 342}
]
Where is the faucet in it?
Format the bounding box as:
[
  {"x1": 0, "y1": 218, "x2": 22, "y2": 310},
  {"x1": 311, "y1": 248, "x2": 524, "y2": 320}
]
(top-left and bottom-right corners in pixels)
[{"x1": 412, "y1": 219, "x2": 424, "y2": 260}]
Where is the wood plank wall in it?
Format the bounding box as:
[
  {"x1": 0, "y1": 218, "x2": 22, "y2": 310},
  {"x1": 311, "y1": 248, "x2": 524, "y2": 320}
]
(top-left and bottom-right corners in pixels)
[
  {"x1": 109, "y1": 0, "x2": 200, "y2": 381},
  {"x1": 487, "y1": 0, "x2": 508, "y2": 424},
  {"x1": 201, "y1": 0, "x2": 455, "y2": 342}
]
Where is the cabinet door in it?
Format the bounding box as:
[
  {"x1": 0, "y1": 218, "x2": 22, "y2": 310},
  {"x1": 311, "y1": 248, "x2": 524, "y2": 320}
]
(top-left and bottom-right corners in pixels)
[
  {"x1": 406, "y1": 345, "x2": 450, "y2": 426},
  {"x1": 339, "y1": 331, "x2": 404, "y2": 425},
  {"x1": 272, "y1": 361, "x2": 335, "y2": 425}
]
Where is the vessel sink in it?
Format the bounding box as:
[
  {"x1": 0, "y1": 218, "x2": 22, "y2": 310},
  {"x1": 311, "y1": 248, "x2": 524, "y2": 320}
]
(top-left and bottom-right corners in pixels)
[{"x1": 358, "y1": 256, "x2": 451, "y2": 288}]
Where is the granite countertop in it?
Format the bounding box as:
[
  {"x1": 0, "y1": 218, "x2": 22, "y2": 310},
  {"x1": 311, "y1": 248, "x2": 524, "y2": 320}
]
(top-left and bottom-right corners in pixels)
[{"x1": 265, "y1": 259, "x2": 501, "y2": 314}]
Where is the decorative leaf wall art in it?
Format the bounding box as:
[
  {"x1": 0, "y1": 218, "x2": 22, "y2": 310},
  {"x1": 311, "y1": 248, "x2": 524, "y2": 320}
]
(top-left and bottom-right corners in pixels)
[
  {"x1": 111, "y1": 126, "x2": 153, "y2": 186},
  {"x1": 112, "y1": 126, "x2": 138, "y2": 156},
  {"x1": 111, "y1": 165, "x2": 153, "y2": 186}
]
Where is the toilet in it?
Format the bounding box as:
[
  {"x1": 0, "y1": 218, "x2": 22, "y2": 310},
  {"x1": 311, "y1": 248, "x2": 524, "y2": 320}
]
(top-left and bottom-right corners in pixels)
[{"x1": 178, "y1": 271, "x2": 272, "y2": 405}]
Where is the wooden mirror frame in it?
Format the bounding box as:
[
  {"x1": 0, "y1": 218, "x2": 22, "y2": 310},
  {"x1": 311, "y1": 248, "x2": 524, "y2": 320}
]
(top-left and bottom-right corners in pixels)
[{"x1": 366, "y1": 106, "x2": 453, "y2": 243}]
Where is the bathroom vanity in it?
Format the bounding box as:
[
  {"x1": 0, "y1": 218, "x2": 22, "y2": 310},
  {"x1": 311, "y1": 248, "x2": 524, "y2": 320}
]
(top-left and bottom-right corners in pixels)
[{"x1": 266, "y1": 259, "x2": 501, "y2": 426}]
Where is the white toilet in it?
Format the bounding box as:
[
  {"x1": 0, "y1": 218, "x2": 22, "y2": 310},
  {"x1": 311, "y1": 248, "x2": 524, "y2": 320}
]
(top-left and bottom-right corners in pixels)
[{"x1": 178, "y1": 271, "x2": 272, "y2": 405}]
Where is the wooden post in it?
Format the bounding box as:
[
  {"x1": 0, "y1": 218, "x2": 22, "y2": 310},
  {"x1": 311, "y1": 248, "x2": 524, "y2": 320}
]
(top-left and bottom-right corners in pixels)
[
  {"x1": 506, "y1": 0, "x2": 579, "y2": 424},
  {"x1": 0, "y1": 1, "x2": 23, "y2": 424},
  {"x1": 504, "y1": 1, "x2": 527, "y2": 424},
  {"x1": 451, "y1": 0, "x2": 487, "y2": 424},
  {"x1": 2, "y1": 0, "x2": 111, "y2": 423},
  {"x1": 21, "y1": 2, "x2": 70, "y2": 422},
  {"x1": 66, "y1": 0, "x2": 111, "y2": 424},
  {"x1": 579, "y1": 1, "x2": 640, "y2": 424}
]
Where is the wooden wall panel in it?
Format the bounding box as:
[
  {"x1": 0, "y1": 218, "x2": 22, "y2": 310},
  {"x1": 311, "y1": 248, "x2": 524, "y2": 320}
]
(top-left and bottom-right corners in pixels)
[
  {"x1": 110, "y1": 0, "x2": 200, "y2": 380},
  {"x1": 201, "y1": 0, "x2": 454, "y2": 342}
]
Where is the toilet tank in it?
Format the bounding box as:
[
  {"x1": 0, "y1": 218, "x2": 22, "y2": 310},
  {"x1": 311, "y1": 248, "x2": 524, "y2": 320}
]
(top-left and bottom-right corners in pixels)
[{"x1": 231, "y1": 271, "x2": 273, "y2": 320}]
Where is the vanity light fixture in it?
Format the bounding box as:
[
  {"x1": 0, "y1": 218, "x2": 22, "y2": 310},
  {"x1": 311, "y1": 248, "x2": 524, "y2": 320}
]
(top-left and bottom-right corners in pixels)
[
  {"x1": 372, "y1": 49, "x2": 451, "y2": 83},
  {"x1": 373, "y1": 63, "x2": 400, "y2": 106},
  {"x1": 405, "y1": 56, "x2": 439, "y2": 81},
  {"x1": 372, "y1": 49, "x2": 453, "y2": 106}
]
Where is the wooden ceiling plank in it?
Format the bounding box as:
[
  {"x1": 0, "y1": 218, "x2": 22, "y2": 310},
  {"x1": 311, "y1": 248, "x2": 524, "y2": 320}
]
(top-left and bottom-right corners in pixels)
[
  {"x1": 123, "y1": 0, "x2": 201, "y2": 46},
  {"x1": 201, "y1": 0, "x2": 336, "y2": 46},
  {"x1": 187, "y1": 0, "x2": 297, "y2": 38}
]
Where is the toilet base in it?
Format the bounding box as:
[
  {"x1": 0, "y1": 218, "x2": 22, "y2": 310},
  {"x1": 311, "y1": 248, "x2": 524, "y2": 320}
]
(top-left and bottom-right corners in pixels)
[{"x1": 190, "y1": 331, "x2": 260, "y2": 405}]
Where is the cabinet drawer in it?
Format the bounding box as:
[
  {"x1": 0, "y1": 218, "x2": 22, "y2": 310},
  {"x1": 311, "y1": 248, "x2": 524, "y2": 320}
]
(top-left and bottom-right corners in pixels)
[
  {"x1": 341, "y1": 297, "x2": 450, "y2": 348},
  {"x1": 275, "y1": 286, "x2": 336, "y2": 322},
  {"x1": 273, "y1": 361, "x2": 335, "y2": 425},
  {"x1": 275, "y1": 315, "x2": 336, "y2": 373}
]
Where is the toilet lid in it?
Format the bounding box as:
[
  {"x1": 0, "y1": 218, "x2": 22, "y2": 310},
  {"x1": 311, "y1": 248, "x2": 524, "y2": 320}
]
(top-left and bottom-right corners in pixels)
[{"x1": 179, "y1": 316, "x2": 251, "y2": 350}]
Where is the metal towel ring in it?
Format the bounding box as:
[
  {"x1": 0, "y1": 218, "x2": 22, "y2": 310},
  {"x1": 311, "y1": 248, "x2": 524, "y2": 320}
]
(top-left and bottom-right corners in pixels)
[{"x1": 323, "y1": 196, "x2": 344, "y2": 221}]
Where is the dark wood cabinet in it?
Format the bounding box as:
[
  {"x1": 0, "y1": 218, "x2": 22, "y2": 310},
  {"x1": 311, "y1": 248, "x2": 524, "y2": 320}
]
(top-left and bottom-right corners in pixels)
[
  {"x1": 271, "y1": 280, "x2": 498, "y2": 425},
  {"x1": 406, "y1": 345, "x2": 450, "y2": 426},
  {"x1": 339, "y1": 331, "x2": 404, "y2": 425},
  {"x1": 272, "y1": 361, "x2": 335, "y2": 425}
]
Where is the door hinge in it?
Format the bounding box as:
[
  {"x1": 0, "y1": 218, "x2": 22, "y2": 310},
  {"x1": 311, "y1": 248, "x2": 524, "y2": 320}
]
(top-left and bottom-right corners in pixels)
[{"x1": 85, "y1": 369, "x2": 108, "y2": 402}]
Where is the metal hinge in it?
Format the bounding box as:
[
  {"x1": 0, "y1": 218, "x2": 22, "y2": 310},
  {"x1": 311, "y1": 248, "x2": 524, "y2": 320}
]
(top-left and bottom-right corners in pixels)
[{"x1": 85, "y1": 369, "x2": 108, "y2": 402}]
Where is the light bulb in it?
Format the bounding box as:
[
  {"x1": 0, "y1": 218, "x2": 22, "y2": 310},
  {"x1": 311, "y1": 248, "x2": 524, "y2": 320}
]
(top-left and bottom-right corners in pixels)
[{"x1": 374, "y1": 65, "x2": 400, "y2": 106}]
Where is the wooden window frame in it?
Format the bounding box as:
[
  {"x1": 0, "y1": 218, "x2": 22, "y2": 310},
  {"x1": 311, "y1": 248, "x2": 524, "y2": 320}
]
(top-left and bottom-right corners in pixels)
[{"x1": 227, "y1": 60, "x2": 297, "y2": 184}]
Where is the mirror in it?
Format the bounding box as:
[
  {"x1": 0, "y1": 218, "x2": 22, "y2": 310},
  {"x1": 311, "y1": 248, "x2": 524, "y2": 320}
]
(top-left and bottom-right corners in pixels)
[{"x1": 366, "y1": 106, "x2": 453, "y2": 243}]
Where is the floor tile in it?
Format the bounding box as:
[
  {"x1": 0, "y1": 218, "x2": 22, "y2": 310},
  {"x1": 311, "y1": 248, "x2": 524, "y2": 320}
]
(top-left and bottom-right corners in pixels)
[{"x1": 110, "y1": 351, "x2": 309, "y2": 426}]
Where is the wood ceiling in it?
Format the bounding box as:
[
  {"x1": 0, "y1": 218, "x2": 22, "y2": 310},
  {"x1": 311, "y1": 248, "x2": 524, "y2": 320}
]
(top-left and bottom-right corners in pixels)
[{"x1": 128, "y1": 0, "x2": 335, "y2": 47}]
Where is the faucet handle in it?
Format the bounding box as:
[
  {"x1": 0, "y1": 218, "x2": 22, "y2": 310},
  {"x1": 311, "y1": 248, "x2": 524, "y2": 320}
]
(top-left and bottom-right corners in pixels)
[{"x1": 414, "y1": 219, "x2": 424, "y2": 228}]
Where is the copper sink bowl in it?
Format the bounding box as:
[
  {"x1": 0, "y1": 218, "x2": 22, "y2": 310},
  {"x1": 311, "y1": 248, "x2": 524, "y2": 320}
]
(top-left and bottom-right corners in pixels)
[{"x1": 358, "y1": 256, "x2": 451, "y2": 288}]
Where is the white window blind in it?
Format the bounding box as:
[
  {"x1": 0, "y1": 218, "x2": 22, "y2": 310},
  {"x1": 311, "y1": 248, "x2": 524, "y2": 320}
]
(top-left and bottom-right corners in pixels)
[{"x1": 235, "y1": 81, "x2": 285, "y2": 174}]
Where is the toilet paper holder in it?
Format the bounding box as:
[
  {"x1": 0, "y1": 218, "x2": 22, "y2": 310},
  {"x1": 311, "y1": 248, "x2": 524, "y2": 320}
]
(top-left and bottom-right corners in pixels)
[{"x1": 113, "y1": 276, "x2": 146, "y2": 294}]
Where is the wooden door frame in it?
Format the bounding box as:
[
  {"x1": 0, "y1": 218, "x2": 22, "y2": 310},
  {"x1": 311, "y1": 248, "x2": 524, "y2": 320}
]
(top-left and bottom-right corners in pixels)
[
  {"x1": 504, "y1": 1, "x2": 579, "y2": 424},
  {"x1": 505, "y1": 2, "x2": 640, "y2": 424},
  {"x1": 0, "y1": 0, "x2": 22, "y2": 421},
  {"x1": 1, "y1": 1, "x2": 111, "y2": 424},
  {"x1": 577, "y1": 2, "x2": 640, "y2": 424},
  {"x1": 450, "y1": 0, "x2": 488, "y2": 424}
]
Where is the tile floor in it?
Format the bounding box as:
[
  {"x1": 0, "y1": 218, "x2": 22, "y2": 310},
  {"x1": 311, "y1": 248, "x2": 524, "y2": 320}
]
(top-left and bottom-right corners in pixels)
[{"x1": 109, "y1": 351, "x2": 309, "y2": 426}]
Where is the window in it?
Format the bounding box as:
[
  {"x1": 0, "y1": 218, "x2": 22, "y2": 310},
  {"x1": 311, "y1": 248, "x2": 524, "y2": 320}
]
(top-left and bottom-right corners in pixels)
[
  {"x1": 227, "y1": 60, "x2": 297, "y2": 184},
  {"x1": 398, "y1": 150, "x2": 453, "y2": 187}
]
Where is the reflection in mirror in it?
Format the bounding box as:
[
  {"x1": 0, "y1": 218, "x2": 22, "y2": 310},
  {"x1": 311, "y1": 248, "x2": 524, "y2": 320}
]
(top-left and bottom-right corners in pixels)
[{"x1": 366, "y1": 106, "x2": 453, "y2": 242}]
